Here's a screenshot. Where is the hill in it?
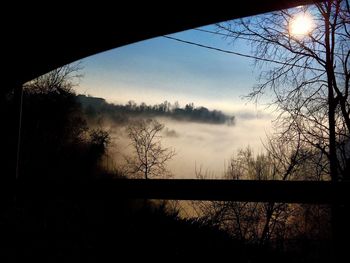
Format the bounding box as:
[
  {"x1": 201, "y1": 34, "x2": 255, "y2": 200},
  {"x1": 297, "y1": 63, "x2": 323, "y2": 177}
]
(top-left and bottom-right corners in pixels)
[{"x1": 77, "y1": 95, "x2": 235, "y2": 125}]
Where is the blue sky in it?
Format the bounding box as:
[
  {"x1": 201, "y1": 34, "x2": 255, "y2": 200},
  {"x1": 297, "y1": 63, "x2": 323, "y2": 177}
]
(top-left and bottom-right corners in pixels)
[
  {"x1": 76, "y1": 24, "x2": 264, "y2": 114},
  {"x1": 74, "y1": 22, "x2": 277, "y2": 176}
]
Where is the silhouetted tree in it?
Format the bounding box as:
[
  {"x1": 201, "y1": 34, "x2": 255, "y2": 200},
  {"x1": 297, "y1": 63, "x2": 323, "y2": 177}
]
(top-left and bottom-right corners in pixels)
[
  {"x1": 88, "y1": 129, "x2": 110, "y2": 170},
  {"x1": 125, "y1": 119, "x2": 175, "y2": 179},
  {"x1": 192, "y1": 136, "x2": 331, "y2": 250},
  {"x1": 217, "y1": 4, "x2": 349, "y2": 259},
  {"x1": 20, "y1": 64, "x2": 110, "y2": 181},
  {"x1": 217, "y1": 0, "x2": 350, "y2": 181}
]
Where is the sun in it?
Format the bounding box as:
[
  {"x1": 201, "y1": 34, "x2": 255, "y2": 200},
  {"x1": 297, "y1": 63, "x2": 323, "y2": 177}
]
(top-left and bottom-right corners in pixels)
[{"x1": 289, "y1": 13, "x2": 314, "y2": 37}]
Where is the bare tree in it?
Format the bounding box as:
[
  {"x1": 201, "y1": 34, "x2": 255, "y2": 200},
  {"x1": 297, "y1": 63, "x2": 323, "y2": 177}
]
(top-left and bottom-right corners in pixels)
[
  {"x1": 125, "y1": 119, "x2": 175, "y2": 179},
  {"x1": 217, "y1": 0, "x2": 350, "y2": 181},
  {"x1": 24, "y1": 63, "x2": 83, "y2": 94},
  {"x1": 192, "y1": 141, "x2": 329, "y2": 247},
  {"x1": 224, "y1": 145, "x2": 302, "y2": 246}
]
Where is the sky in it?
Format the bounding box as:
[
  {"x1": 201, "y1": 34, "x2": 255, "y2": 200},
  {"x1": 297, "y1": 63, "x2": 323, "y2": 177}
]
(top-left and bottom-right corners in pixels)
[
  {"x1": 68, "y1": 5, "x2": 333, "y2": 178},
  {"x1": 76, "y1": 24, "x2": 268, "y2": 115},
  {"x1": 73, "y1": 23, "x2": 277, "y2": 178}
]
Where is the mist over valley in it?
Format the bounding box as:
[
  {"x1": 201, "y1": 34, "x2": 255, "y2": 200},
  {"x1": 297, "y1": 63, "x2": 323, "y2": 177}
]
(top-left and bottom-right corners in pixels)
[{"x1": 78, "y1": 95, "x2": 272, "y2": 178}]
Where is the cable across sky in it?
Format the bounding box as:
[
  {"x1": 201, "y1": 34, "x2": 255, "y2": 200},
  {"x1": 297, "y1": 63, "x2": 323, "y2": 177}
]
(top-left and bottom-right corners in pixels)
[{"x1": 162, "y1": 35, "x2": 344, "y2": 75}]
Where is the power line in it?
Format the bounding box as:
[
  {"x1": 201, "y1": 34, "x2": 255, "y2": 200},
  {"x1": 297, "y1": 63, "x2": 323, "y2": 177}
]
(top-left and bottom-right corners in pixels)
[
  {"x1": 162, "y1": 35, "x2": 344, "y2": 75},
  {"x1": 163, "y1": 35, "x2": 320, "y2": 70},
  {"x1": 194, "y1": 28, "x2": 343, "y2": 57}
]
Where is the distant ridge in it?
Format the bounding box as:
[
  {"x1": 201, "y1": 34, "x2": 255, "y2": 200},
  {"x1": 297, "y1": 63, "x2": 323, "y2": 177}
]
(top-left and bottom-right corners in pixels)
[{"x1": 77, "y1": 94, "x2": 235, "y2": 125}]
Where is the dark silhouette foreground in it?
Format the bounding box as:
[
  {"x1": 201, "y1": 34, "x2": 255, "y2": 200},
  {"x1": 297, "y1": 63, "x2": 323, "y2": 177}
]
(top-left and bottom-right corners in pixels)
[{"x1": 0, "y1": 67, "x2": 337, "y2": 262}]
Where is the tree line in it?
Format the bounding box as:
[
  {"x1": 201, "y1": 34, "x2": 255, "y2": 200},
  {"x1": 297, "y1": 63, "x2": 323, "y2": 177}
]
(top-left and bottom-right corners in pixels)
[{"x1": 78, "y1": 95, "x2": 235, "y2": 125}]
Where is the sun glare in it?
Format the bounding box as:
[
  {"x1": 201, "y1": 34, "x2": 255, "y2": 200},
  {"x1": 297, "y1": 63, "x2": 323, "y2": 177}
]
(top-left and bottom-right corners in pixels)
[{"x1": 289, "y1": 13, "x2": 314, "y2": 37}]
